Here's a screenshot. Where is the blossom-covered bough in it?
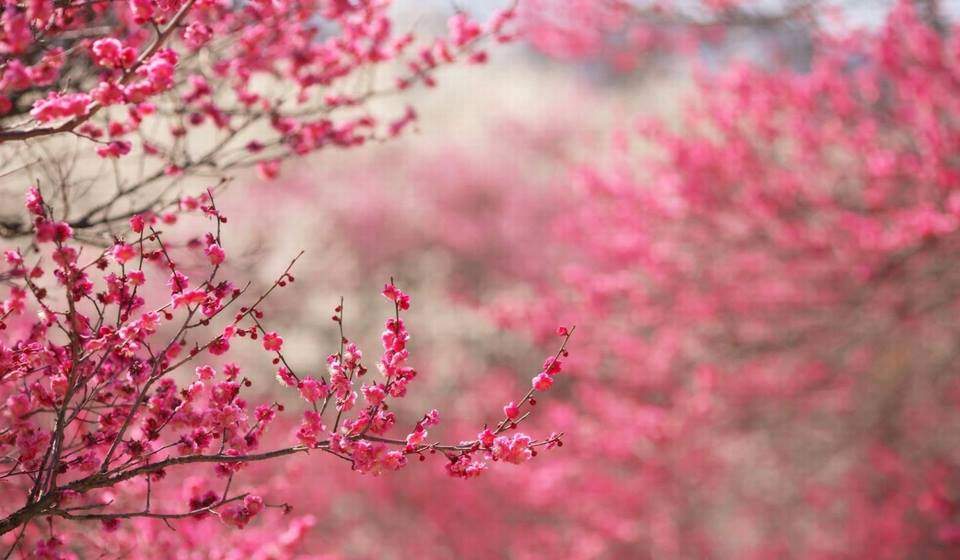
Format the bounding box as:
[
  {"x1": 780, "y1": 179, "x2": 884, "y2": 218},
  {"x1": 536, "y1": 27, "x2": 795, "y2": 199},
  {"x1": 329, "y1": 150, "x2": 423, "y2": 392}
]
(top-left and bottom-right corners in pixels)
[
  {"x1": 0, "y1": 1, "x2": 577, "y2": 554},
  {"x1": 0, "y1": 186, "x2": 572, "y2": 556},
  {"x1": 0, "y1": 0, "x2": 516, "y2": 240}
]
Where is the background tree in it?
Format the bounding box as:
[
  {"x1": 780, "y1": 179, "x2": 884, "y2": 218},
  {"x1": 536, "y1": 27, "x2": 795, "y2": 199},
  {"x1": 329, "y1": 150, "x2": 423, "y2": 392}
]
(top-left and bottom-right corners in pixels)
[{"x1": 232, "y1": 1, "x2": 960, "y2": 557}]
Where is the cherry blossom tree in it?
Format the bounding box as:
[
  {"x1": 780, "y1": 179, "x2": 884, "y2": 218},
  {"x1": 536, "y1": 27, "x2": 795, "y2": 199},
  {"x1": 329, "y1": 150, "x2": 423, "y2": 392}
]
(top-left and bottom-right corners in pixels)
[
  {"x1": 252, "y1": 1, "x2": 960, "y2": 557},
  {"x1": 5, "y1": 0, "x2": 960, "y2": 557}
]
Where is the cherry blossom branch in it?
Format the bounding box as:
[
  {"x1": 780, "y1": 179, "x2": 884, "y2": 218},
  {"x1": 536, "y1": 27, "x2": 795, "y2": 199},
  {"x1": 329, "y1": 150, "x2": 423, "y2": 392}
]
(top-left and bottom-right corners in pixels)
[{"x1": 0, "y1": 0, "x2": 198, "y2": 143}]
